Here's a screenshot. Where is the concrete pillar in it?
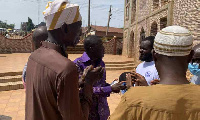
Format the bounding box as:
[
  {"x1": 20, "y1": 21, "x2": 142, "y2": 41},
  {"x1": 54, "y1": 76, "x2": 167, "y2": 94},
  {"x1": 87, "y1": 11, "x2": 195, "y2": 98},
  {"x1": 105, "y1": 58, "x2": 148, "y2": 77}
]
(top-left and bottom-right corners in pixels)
[
  {"x1": 167, "y1": 0, "x2": 174, "y2": 26},
  {"x1": 127, "y1": 0, "x2": 132, "y2": 58},
  {"x1": 113, "y1": 38, "x2": 117, "y2": 55}
]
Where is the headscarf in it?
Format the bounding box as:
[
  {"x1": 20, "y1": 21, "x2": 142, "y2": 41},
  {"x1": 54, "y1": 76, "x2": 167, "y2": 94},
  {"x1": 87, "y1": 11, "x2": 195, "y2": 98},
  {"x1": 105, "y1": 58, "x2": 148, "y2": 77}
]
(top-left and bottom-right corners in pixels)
[{"x1": 43, "y1": 0, "x2": 82, "y2": 30}]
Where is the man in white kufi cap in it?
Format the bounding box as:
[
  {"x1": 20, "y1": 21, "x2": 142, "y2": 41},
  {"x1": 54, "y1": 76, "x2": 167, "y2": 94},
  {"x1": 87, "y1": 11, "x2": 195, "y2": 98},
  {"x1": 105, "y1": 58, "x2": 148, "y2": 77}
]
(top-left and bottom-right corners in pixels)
[
  {"x1": 109, "y1": 26, "x2": 200, "y2": 120},
  {"x1": 25, "y1": 0, "x2": 104, "y2": 120}
]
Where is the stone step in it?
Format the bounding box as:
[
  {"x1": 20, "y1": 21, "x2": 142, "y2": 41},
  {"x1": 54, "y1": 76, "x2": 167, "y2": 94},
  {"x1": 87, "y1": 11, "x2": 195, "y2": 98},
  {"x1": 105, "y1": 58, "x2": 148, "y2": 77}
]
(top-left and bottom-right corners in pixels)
[
  {"x1": 67, "y1": 51, "x2": 84, "y2": 54},
  {"x1": 66, "y1": 49, "x2": 85, "y2": 51},
  {"x1": 0, "y1": 81, "x2": 24, "y2": 91},
  {"x1": 0, "y1": 72, "x2": 22, "y2": 77},
  {"x1": 105, "y1": 61, "x2": 135, "y2": 70},
  {"x1": 106, "y1": 66, "x2": 136, "y2": 70},
  {"x1": 66, "y1": 50, "x2": 85, "y2": 52},
  {"x1": 0, "y1": 60, "x2": 135, "y2": 91},
  {"x1": 104, "y1": 61, "x2": 134, "y2": 64},
  {"x1": 0, "y1": 75, "x2": 22, "y2": 83},
  {"x1": 66, "y1": 45, "x2": 84, "y2": 54},
  {"x1": 105, "y1": 63, "x2": 135, "y2": 67},
  {"x1": 66, "y1": 47, "x2": 84, "y2": 49},
  {"x1": 67, "y1": 45, "x2": 84, "y2": 49},
  {"x1": 67, "y1": 45, "x2": 84, "y2": 47},
  {"x1": 0, "y1": 75, "x2": 23, "y2": 91}
]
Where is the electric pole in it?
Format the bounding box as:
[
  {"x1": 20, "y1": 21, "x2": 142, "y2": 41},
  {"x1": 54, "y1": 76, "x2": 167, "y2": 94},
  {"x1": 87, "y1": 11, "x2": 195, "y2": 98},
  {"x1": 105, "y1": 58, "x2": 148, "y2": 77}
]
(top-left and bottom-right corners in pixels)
[
  {"x1": 88, "y1": 0, "x2": 91, "y2": 32},
  {"x1": 37, "y1": 0, "x2": 40, "y2": 24},
  {"x1": 106, "y1": 5, "x2": 112, "y2": 36}
]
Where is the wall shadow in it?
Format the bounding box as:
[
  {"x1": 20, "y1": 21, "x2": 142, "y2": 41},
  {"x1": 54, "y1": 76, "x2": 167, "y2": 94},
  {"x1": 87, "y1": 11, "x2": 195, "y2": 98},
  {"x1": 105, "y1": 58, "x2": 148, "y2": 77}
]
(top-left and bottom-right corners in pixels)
[{"x1": 0, "y1": 115, "x2": 12, "y2": 120}]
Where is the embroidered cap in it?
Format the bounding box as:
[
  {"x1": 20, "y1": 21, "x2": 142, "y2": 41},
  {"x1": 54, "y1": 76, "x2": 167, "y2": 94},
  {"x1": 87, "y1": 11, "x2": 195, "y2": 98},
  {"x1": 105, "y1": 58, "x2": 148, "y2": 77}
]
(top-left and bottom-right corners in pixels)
[
  {"x1": 43, "y1": 0, "x2": 82, "y2": 30},
  {"x1": 154, "y1": 26, "x2": 193, "y2": 56}
]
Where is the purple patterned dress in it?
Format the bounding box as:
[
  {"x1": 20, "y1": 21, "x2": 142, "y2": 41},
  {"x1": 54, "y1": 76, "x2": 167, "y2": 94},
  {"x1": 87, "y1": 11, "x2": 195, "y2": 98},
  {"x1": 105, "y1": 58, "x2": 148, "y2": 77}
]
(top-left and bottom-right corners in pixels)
[{"x1": 74, "y1": 52, "x2": 112, "y2": 120}]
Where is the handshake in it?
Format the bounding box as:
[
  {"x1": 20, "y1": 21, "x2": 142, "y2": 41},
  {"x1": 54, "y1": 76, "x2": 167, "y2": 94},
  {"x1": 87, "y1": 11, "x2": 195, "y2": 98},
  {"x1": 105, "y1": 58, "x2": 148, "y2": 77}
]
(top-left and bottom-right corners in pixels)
[
  {"x1": 110, "y1": 72, "x2": 149, "y2": 93},
  {"x1": 125, "y1": 72, "x2": 148, "y2": 89},
  {"x1": 111, "y1": 71, "x2": 160, "y2": 93},
  {"x1": 78, "y1": 65, "x2": 127, "y2": 93},
  {"x1": 125, "y1": 71, "x2": 160, "y2": 89},
  {"x1": 78, "y1": 66, "x2": 160, "y2": 93},
  {"x1": 79, "y1": 65, "x2": 104, "y2": 86}
]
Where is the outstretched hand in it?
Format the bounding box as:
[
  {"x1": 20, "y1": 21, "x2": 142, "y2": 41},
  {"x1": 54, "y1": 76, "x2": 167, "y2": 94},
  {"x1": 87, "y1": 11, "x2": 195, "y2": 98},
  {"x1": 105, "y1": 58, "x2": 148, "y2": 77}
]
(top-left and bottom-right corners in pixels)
[
  {"x1": 111, "y1": 81, "x2": 126, "y2": 93},
  {"x1": 84, "y1": 65, "x2": 104, "y2": 85},
  {"x1": 150, "y1": 79, "x2": 160, "y2": 85},
  {"x1": 126, "y1": 73, "x2": 133, "y2": 89}
]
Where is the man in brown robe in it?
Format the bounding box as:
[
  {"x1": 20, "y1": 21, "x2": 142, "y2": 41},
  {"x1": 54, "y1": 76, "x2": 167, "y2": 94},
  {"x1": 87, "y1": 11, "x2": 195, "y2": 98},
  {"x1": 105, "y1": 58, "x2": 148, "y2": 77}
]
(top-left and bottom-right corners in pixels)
[{"x1": 25, "y1": 0, "x2": 104, "y2": 120}]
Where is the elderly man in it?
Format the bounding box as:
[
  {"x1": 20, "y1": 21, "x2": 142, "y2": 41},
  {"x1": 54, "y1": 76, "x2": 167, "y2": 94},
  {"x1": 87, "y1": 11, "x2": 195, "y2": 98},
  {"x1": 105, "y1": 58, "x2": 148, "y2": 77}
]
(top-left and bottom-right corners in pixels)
[
  {"x1": 74, "y1": 35, "x2": 125, "y2": 120},
  {"x1": 109, "y1": 26, "x2": 200, "y2": 120},
  {"x1": 25, "y1": 0, "x2": 103, "y2": 120},
  {"x1": 22, "y1": 26, "x2": 48, "y2": 89},
  {"x1": 188, "y1": 44, "x2": 200, "y2": 84},
  {"x1": 32, "y1": 26, "x2": 48, "y2": 49}
]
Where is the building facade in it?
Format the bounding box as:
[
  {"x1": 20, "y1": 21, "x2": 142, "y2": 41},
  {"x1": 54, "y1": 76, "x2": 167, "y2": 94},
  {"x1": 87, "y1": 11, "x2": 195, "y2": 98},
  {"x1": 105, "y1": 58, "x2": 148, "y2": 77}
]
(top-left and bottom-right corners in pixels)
[{"x1": 123, "y1": 0, "x2": 200, "y2": 64}]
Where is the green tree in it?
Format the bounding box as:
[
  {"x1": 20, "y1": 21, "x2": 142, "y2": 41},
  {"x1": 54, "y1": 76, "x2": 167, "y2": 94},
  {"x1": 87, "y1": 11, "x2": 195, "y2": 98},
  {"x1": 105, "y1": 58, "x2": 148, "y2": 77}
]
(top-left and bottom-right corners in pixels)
[
  {"x1": 0, "y1": 20, "x2": 15, "y2": 29},
  {"x1": 26, "y1": 17, "x2": 35, "y2": 32},
  {"x1": 7, "y1": 24, "x2": 15, "y2": 29}
]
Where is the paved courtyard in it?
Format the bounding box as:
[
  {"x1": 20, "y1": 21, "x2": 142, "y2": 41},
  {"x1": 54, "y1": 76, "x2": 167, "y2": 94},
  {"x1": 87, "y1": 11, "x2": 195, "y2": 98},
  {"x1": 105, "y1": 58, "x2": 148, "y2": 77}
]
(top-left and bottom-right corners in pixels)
[
  {"x1": 0, "y1": 53, "x2": 134, "y2": 73},
  {"x1": 0, "y1": 53, "x2": 134, "y2": 120}
]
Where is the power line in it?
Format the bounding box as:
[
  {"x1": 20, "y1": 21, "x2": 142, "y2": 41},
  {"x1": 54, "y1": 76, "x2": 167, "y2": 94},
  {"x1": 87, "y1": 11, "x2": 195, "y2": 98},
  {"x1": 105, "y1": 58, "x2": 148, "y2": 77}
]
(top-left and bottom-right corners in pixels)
[
  {"x1": 88, "y1": 0, "x2": 90, "y2": 30},
  {"x1": 106, "y1": 5, "x2": 112, "y2": 36},
  {"x1": 37, "y1": 0, "x2": 40, "y2": 24}
]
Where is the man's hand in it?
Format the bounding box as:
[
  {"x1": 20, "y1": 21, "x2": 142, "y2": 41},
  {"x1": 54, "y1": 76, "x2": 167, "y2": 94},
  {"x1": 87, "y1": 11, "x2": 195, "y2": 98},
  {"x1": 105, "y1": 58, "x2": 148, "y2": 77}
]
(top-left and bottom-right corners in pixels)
[
  {"x1": 130, "y1": 72, "x2": 148, "y2": 86},
  {"x1": 84, "y1": 65, "x2": 104, "y2": 85},
  {"x1": 78, "y1": 67, "x2": 91, "y2": 87},
  {"x1": 150, "y1": 79, "x2": 160, "y2": 85},
  {"x1": 126, "y1": 73, "x2": 133, "y2": 89},
  {"x1": 111, "y1": 81, "x2": 126, "y2": 93},
  {"x1": 78, "y1": 77, "x2": 85, "y2": 88}
]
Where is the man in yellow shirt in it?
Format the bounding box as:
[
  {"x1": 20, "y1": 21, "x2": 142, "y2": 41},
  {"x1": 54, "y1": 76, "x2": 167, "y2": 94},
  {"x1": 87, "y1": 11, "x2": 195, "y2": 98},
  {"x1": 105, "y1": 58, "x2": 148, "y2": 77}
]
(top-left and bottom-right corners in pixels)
[{"x1": 109, "y1": 26, "x2": 200, "y2": 120}]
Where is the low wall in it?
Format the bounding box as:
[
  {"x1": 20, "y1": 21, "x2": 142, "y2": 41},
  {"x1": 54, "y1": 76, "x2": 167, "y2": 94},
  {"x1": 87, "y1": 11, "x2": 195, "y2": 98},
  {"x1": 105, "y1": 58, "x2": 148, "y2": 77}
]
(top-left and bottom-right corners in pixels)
[
  {"x1": 0, "y1": 35, "x2": 123, "y2": 55},
  {"x1": 0, "y1": 34, "x2": 33, "y2": 53},
  {"x1": 103, "y1": 38, "x2": 123, "y2": 55}
]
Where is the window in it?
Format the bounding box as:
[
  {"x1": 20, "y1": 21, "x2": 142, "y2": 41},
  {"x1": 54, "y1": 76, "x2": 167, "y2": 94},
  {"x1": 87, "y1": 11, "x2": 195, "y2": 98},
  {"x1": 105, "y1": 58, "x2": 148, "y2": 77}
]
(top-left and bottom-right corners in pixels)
[
  {"x1": 126, "y1": 0, "x2": 130, "y2": 4},
  {"x1": 126, "y1": 5, "x2": 130, "y2": 20},
  {"x1": 161, "y1": 0, "x2": 168, "y2": 6},
  {"x1": 130, "y1": 32, "x2": 135, "y2": 57},
  {"x1": 131, "y1": 0, "x2": 136, "y2": 23},
  {"x1": 150, "y1": 22, "x2": 158, "y2": 36},
  {"x1": 160, "y1": 17, "x2": 167, "y2": 30},
  {"x1": 140, "y1": 28, "x2": 145, "y2": 43},
  {"x1": 153, "y1": 0, "x2": 159, "y2": 10}
]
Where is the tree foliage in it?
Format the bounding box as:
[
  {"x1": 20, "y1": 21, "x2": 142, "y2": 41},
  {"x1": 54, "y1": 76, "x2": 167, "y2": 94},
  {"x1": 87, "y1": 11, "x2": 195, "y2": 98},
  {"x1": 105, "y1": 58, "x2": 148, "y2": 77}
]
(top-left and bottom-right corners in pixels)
[
  {"x1": 0, "y1": 20, "x2": 15, "y2": 29},
  {"x1": 26, "y1": 17, "x2": 35, "y2": 32}
]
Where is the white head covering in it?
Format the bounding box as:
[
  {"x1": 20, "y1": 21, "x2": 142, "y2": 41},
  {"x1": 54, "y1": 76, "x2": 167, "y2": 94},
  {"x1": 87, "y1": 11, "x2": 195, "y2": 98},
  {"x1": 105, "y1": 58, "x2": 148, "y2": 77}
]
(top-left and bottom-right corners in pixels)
[
  {"x1": 43, "y1": 0, "x2": 82, "y2": 30},
  {"x1": 154, "y1": 26, "x2": 193, "y2": 56}
]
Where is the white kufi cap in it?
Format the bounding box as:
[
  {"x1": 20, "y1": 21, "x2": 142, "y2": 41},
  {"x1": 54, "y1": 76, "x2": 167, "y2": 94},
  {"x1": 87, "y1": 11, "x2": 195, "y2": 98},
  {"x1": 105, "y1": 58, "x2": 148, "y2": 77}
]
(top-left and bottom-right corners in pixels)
[{"x1": 154, "y1": 26, "x2": 193, "y2": 56}]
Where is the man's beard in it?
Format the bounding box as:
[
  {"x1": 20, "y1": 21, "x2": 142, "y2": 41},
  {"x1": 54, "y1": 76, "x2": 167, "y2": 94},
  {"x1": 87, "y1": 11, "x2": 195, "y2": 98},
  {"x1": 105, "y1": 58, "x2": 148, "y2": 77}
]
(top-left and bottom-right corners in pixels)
[{"x1": 139, "y1": 53, "x2": 153, "y2": 62}]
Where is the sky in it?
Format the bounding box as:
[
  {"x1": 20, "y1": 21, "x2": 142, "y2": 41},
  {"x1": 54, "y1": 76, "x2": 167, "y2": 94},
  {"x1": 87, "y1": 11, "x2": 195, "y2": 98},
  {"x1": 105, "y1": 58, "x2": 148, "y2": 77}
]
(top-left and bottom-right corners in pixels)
[{"x1": 0, "y1": 0, "x2": 124, "y2": 29}]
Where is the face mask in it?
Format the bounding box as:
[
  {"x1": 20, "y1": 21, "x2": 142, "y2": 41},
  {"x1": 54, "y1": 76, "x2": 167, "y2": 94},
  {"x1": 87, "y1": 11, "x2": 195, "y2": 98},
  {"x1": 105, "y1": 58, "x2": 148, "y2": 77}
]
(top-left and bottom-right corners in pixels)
[{"x1": 188, "y1": 63, "x2": 200, "y2": 76}]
